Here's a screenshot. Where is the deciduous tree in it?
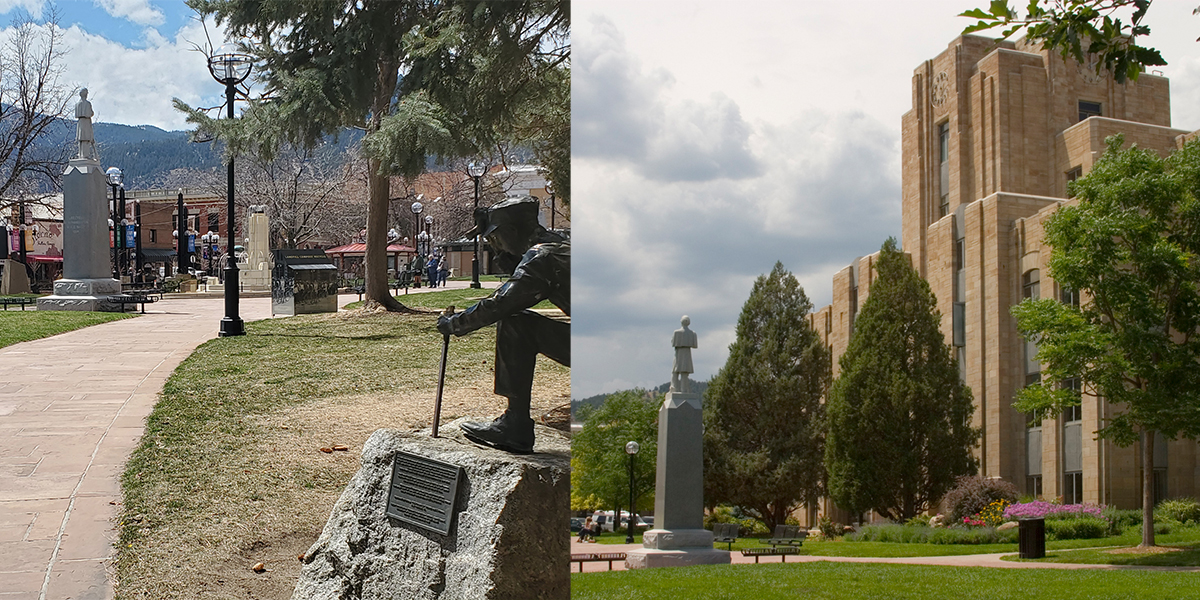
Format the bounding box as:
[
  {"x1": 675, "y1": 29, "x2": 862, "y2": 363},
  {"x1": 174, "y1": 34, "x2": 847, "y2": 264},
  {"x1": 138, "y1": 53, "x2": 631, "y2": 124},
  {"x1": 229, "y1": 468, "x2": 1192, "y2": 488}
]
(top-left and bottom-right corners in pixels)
[
  {"x1": 703, "y1": 262, "x2": 829, "y2": 532},
  {"x1": 960, "y1": 0, "x2": 1176, "y2": 82},
  {"x1": 571, "y1": 390, "x2": 658, "y2": 520},
  {"x1": 825, "y1": 239, "x2": 978, "y2": 522},
  {"x1": 1012, "y1": 135, "x2": 1200, "y2": 547}
]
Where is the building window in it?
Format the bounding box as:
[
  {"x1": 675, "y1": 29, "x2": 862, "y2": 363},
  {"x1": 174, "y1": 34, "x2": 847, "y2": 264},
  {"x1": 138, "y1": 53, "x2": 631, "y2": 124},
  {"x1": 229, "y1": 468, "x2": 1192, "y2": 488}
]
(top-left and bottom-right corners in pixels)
[
  {"x1": 1078, "y1": 101, "x2": 1102, "y2": 122},
  {"x1": 1062, "y1": 378, "x2": 1082, "y2": 422},
  {"x1": 1064, "y1": 471, "x2": 1083, "y2": 504},
  {"x1": 1023, "y1": 270, "x2": 1041, "y2": 378},
  {"x1": 1027, "y1": 475, "x2": 1043, "y2": 498},
  {"x1": 939, "y1": 122, "x2": 950, "y2": 218},
  {"x1": 1060, "y1": 285, "x2": 1079, "y2": 307},
  {"x1": 1066, "y1": 167, "x2": 1083, "y2": 198},
  {"x1": 149, "y1": 229, "x2": 157, "y2": 243},
  {"x1": 849, "y1": 285, "x2": 858, "y2": 336},
  {"x1": 208, "y1": 212, "x2": 219, "y2": 232}
]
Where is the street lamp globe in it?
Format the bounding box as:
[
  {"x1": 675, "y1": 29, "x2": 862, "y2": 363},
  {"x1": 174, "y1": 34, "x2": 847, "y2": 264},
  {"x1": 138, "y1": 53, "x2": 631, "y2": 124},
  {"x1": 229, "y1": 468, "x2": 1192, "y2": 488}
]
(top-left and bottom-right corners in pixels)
[
  {"x1": 411, "y1": 201, "x2": 423, "y2": 216},
  {"x1": 625, "y1": 441, "x2": 639, "y2": 455},
  {"x1": 468, "y1": 162, "x2": 486, "y2": 178},
  {"x1": 105, "y1": 167, "x2": 122, "y2": 187},
  {"x1": 425, "y1": 215, "x2": 433, "y2": 226},
  {"x1": 207, "y1": 45, "x2": 253, "y2": 84}
]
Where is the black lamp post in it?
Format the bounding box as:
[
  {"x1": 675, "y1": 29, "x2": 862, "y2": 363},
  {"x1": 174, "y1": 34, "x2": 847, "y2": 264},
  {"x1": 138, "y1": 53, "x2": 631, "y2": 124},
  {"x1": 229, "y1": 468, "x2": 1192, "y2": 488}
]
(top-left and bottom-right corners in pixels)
[
  {"x1": 106, "y1": 167, "x2": 121, "y2": 279},
  {"x1": 625, "y1": 440, "x2": 640, "y2": 544},
  {"x1": 208, "y1": 47, "x2": 252, "y2": 337},
  {"x1": 546, "y1": 181, "x2": 556, "y2": 231},
  {"x1": 201, "y1": 231, "x2": 219, "y2": 276},
  {"x1": 175, "y1": 190, "x2": 188, "y2": 277},
  {"x1": 134, "y1": 200, "x2": 143, "y2": 283},
  {"x1": 425, "y1": 215, "x2": 434, "y2": 255},
  {"x1": 468, "y1": 162, "x2": 485, "y2": 288}
]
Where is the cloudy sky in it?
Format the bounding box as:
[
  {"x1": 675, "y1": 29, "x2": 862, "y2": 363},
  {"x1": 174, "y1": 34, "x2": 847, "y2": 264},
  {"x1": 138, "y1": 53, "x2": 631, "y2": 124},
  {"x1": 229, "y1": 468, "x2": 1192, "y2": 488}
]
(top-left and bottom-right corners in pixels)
[
  {"x1": 571, "y1": 0, "x2": 1200, "y2": 397},
  {"x1": 0, "y1": 0, "x2": 229, "y2": 129}
]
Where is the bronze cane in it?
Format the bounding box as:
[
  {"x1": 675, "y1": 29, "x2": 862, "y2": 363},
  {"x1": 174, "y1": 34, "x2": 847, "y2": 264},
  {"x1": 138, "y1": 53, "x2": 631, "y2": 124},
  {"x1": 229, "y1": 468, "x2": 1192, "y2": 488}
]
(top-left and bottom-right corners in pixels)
[{"x1": 432, "y1": 306, "x2": 455, "y2": 437}]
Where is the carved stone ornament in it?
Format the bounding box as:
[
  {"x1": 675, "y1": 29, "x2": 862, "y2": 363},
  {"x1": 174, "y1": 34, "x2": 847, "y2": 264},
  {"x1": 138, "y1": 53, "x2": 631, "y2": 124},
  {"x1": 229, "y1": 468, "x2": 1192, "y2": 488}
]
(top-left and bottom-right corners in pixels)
[
  {"x1": 1078, "y1": 54, "x2": 1104, "y2": 85},
  {"x1": 931, "y1": 71, "x2": 950, "y2": 106}
]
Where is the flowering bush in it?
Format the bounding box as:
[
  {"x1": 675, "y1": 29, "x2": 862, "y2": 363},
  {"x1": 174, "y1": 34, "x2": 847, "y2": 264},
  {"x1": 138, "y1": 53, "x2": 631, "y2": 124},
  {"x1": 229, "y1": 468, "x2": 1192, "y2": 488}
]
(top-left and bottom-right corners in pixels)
[
  {"x1": 1003, "y1": 501, "x2": 1105, "y2": 522},
  {"x1": 943, "y1": 476, "x2": 1019, "y2": 522}
]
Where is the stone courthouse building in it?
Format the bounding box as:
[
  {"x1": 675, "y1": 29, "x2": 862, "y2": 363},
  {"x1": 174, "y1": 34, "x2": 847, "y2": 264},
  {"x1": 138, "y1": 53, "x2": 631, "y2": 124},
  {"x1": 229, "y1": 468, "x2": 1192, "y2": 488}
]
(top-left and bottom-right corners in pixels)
[{"x1": 807, "y1": 34, "x2": 1200, "y2": 522}]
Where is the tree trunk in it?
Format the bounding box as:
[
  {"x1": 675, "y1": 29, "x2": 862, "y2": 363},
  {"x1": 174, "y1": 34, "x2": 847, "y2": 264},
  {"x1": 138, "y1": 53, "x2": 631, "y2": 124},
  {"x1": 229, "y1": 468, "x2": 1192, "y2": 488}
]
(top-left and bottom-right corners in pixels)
[
  {"x1": 1141, "y1": 429, "x2": 1156, "y2": 547},
  {"x1": 363, "y1": 58, "x2": 409, "y2": 312}
]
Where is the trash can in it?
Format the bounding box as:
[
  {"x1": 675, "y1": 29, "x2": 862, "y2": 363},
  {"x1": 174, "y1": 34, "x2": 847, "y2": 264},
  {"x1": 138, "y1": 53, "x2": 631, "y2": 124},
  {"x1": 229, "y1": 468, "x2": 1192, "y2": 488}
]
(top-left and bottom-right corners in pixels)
[{"x1": 1018, "y1": 518, "x2": 1045, "y2": 559}]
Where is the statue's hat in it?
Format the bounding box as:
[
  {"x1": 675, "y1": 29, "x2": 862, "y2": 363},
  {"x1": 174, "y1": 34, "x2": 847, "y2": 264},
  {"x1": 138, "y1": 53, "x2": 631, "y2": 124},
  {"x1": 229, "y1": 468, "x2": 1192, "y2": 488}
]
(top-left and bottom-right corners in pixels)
[{"x1": 464, "y1": 197, "x2": 540, "y2": 238}]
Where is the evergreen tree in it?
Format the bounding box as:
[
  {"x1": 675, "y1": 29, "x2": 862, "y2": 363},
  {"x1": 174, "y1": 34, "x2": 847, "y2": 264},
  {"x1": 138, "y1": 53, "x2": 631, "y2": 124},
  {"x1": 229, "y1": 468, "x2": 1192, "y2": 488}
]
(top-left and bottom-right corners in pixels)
[
  {"x1": 825, "y1": 239, "x2": 979, "y2": 522},
  {"x1": 703, "y1": 262, "x2": 829, "y2": 531}
]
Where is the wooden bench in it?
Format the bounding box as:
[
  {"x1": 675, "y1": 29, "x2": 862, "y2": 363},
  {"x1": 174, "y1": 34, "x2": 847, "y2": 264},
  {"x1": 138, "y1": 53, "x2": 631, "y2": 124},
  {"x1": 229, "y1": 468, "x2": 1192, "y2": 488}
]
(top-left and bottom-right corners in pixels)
[
  {"x1": 0, "y1": 296, "x2": 35, "y2": 310},
  {"x1": 761, "y1": 525, "x2": 807, "y2": 548},
  {"x1": 110, "y1": 293, "x2": 158, "y2": 313},
  {"x1": 713, "y1": 523, "x2": 739, "y2": 551},
  {"x1": 570, "y1": 552, "x2": 627, "y2": 572},
  {"x1": 741, "y1": 546, "x2": 801, "y2": 563}
]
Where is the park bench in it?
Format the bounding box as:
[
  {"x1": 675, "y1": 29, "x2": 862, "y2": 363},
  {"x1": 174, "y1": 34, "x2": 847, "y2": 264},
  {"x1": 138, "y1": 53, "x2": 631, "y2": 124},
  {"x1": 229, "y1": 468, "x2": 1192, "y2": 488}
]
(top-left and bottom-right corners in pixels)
[
  {"x1": 0, "y1": 296, "x2": 35, "y2": 310},
  {"x1": 110, "y1": 293, "x2": 158, "y2": 313},
  {"x1": 570, "y1": 552, "x2": 627, "y2": 572},
  {"x1": 761, "y1": 525, "x2": 807, "y2": 548},
  {"x1": 741, "y1": 546, "x2": 802, "y2": 563},
  {"x1": 712, "y1": 523, "x2": 739, "y2": 551}
]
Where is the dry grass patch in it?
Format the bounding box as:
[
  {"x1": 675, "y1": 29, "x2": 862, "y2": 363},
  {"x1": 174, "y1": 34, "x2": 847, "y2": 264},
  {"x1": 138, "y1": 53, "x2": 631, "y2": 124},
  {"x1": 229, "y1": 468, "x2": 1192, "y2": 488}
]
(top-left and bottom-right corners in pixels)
[
  {"x1": 114, "y1": 305, "x2": 568, "y2": 600},
  {"x1": 1105, "y1": 546, "x2": 1184, "y2": 555}
]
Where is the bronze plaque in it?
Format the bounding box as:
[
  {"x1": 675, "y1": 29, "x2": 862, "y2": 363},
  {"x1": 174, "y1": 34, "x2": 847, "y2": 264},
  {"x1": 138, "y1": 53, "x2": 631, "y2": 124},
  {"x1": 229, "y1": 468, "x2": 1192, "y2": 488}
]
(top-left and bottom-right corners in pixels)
[{"x1": 386, "y1": 451, "x2": 463, "y2": 536}]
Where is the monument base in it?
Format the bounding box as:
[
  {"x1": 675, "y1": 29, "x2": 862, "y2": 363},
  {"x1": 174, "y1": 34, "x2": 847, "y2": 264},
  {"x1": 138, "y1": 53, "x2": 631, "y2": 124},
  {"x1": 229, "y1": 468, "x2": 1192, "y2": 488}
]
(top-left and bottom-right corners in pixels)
[
  {"x1": 37, "y1": 278, "x2": 123, "y2": 312},
  {"x1": 625, "y1": 529, "x2": 731, "y2": 569},
  {"x1": 1, "y1": 259, "x2": 31, "y2": 295},
  {"x1": 292, "y1": 419, "x2": 569, "y2": 600}
]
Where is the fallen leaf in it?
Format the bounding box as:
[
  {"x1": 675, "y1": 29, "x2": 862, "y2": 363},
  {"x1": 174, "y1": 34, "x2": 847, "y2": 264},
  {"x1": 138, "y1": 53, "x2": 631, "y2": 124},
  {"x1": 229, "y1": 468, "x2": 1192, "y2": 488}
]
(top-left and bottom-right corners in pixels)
[
  {"x1": 332, "y1": 445, "x2": 349, "y2": 451},
  {"x1": 319, "y1": 447, "x2": 333, "y2": 453},
  {"x1": 252, "y1": 562, "x2": 266, "y2": 573},
  {"x1": 297, "y1": 554, "x2": 306, "y2": 562}
]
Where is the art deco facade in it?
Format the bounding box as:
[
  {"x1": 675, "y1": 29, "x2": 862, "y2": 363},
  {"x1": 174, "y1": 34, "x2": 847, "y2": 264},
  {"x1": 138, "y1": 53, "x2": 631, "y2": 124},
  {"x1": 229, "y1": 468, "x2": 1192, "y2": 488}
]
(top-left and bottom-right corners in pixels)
[{"x1": 809, "y1": 34, "x2": 1200, "y2": 519}]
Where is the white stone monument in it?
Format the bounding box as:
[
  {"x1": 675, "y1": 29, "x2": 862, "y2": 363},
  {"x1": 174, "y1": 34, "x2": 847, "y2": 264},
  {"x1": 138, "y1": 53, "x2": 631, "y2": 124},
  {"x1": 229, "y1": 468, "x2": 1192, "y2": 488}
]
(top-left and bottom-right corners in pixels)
[
  {"x1": 238, "y1": 205, "x2": 271, "y2": 290},
  {"x1": 625, "y1": 316, "x2": 730, "y2": 569},
  {"x1": 38, "y1": 89, "x2": 121, "y2": 311}
]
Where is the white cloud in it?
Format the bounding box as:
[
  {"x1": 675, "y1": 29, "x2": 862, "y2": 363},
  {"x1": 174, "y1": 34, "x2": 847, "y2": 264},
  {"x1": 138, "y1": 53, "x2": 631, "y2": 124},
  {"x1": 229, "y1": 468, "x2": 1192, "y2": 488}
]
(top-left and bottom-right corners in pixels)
[
  {"x1": 0, "y1": 0, "x2": 41, "y2": 17},
  {"x1": 46, "y1": 16, "x2": 228, "y2": 129},
  {"x1": 95, "y1": 0, "x2": 163, "y2": 27}
]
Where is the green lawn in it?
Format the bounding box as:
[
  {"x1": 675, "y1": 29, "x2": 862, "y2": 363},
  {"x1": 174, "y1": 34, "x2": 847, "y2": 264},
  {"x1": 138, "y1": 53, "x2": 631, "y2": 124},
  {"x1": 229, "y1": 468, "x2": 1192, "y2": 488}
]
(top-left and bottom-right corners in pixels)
[
  {"x1": 570, "y1": 562, "x2": 1200, "y2": 600},
  {"x1": 344, "y1": 288, "x2": 555, "y2": 311},
  {"x1": 0, "y1": 310, "x2": 134, "y2": 349}
]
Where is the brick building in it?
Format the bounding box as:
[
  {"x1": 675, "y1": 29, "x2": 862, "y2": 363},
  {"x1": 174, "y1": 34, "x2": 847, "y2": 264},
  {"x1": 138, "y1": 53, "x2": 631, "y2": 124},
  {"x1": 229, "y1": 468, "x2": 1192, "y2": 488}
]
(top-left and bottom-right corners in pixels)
[{"x1": 808, "y1": 34, "x2": 1200, "y2": 523}]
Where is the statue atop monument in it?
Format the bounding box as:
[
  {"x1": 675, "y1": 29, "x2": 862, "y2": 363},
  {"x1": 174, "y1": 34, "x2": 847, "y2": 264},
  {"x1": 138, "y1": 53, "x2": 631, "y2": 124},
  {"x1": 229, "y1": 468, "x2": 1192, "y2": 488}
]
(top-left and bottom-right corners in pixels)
[
  {"x1": 75, "y1": 89, "x2": 96, "y2": 161},
  {"x1": 670, "y1": 315, "x2": 698, "y2": 394}
]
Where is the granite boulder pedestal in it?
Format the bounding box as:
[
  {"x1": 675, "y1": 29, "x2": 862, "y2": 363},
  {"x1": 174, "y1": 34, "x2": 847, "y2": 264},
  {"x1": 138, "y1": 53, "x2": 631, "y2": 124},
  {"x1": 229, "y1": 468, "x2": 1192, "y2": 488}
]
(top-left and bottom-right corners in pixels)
[{"x1": 291, "y1": 419, "x2": 569, "y2": 600}]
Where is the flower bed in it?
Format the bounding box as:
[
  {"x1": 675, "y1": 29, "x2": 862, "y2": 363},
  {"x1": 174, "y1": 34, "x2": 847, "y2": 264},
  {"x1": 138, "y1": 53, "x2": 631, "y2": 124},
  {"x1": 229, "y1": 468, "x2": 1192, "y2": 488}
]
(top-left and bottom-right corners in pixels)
[{"x1": 1003, "y1": 501, "x2": 1105, "y2": 521}]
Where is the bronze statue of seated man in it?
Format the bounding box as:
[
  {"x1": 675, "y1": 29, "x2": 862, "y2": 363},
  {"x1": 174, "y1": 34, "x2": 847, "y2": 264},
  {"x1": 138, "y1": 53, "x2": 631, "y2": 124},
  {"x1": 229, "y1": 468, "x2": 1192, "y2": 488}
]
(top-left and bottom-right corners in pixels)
[{"x1": 437, "y1": 197, "x2": 569, "y2": 453}]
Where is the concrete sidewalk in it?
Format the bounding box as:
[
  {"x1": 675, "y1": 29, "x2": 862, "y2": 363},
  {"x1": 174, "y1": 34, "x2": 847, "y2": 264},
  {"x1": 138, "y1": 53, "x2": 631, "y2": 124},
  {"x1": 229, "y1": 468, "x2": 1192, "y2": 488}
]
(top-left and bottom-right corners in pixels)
[
  {"x1": 569, "y1": 539, "x2": 1200, "y2": 573},
  {"x1": 0, "y1": 296, "x2": 272, "y2": 600}
]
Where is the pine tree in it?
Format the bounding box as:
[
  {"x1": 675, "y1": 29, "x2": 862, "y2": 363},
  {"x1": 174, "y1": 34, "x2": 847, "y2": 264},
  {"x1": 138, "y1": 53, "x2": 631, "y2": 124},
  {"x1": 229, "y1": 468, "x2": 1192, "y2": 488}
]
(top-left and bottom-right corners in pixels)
[
  {"x1": 825, "y1": 238, "x2": 979, "y2": 522},
  {"x1": 703, "y1": 262, "x2": 830, "y2": 531}
]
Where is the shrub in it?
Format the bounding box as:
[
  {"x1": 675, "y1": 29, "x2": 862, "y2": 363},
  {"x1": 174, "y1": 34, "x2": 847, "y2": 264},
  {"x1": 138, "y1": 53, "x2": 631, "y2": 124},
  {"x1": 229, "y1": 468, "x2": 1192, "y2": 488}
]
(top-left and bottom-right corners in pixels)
[
  {"x1": 703, "y1": 505, "x2": 769, "y2": 535},
  {"x1": 161, "y1": 277, "x2": 182, "y2": 293},
  {"x1": 906, "y1": 514, "x2": 932, "y2": 527},
  {"x1": 1004, "y1": 501, "x2": 1106, "y2": 521},
  {"x1": 1103, "y1": 508, "x2": 1142, "y2": 536},
  {"x1": 1045, "y1": 517, "x2": 1108, "y2": 540},
  {"x1": 847, "y1": 524, "x2": 1017, "y2": 545},
  {"x1": 943, "y1": 476, "x2": 1019, "y2": 523},
  {"x1": 818, "y1": 516, "x2": 842, "y2": 540},
  {"x1": 1156, "y1": 498, "x2": 1200, "y2": 524}
]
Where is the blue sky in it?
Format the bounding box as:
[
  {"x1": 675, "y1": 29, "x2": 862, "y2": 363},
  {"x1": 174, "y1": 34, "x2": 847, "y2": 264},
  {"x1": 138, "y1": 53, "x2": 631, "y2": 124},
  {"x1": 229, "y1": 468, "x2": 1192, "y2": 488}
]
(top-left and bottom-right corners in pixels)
[{"x1": 0, "y1": 0, "x2": 230, "y2": 129}]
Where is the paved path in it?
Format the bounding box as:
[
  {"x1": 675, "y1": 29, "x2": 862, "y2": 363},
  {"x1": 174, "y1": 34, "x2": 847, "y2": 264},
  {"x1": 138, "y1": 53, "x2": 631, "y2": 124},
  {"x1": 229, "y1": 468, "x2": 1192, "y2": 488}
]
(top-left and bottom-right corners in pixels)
[
  {"x1": 569, "y1": 539, "x2": 1200, "y2": 573},
  {"x1": 0, "y1": 297, "x2": 272, "y2": 600}
]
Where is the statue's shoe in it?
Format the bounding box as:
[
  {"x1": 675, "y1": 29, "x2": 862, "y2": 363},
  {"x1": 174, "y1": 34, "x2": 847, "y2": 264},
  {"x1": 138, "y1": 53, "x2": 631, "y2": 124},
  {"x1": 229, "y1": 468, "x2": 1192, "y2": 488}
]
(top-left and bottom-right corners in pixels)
[{"x1": 461, "y1": 416, "x2": 535, "y2": 454}]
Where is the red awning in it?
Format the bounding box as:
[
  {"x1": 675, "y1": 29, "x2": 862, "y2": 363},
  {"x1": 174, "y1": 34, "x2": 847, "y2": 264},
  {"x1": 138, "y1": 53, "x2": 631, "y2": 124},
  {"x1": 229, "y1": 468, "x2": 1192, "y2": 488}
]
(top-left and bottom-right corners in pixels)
[{"x1": 325, "y1": 243, "x2": 415, "y2": 255}]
